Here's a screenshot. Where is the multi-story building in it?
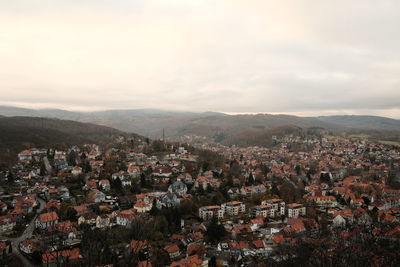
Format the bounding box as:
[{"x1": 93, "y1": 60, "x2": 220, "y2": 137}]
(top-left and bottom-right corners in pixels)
[
  {"x1": 221, "y1": 201, "x2": 245, "y2": 216},
  {"x1": 304, "y1": 195, "x2": 338, "y2": 207},
  {"x1": 261, "y1": 199, "x2": 285, "y2": 217},
  {"x1": 286, "y1": 203, "x2": 306, "y2": 218},
  {"x1": 252, "y1": 204, "x2": 275, "y2": 218},
  {"x1": 199, "y1": 205, "x2": 224, "y2": 220}
]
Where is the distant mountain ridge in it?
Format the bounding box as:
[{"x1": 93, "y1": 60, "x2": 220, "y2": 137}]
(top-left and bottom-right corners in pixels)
[
  {"x1": 313, "y1": 115, "x2": 400, "y2": 131},
  {"x1": 0, "y1": 106, "x2": 399, "y2": 146}
]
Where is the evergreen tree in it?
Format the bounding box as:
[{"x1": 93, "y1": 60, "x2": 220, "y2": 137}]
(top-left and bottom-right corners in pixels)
[
  {"x1": 140, "y1": 172, "x2": 147, "y2": 188},
  {"x1": 40, "y1": 162, "x2": 46, "y2": 176},
  {"x1": 205, "y1": 217, "x2": 227, "y2": 244}
]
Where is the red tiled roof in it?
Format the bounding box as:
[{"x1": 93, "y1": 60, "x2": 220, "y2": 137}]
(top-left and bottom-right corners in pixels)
[
  {"x1": 169, "y1": 255, "x2": 202, "y2": 267},
  {"x1": 38, "y1": 212, "x2": 59, "y2": 223},
  {"x1": 42, "y1": 248, "x2": 81, "y2": 264},
  {"x1": 273, "y1": 234, "x2": 284, "y2": 244},
  {"x1": 165, "y1": 244, "x2": 180, "y2": 254}
]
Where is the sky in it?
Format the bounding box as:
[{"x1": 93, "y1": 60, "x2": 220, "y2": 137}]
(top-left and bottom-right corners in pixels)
[{"x1": 1, "y1": 0, "x2": 400, "y2": 118}]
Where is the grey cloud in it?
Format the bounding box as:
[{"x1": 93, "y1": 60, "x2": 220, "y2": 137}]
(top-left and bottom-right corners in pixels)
[{"x1": 0, "y1": 0, "x2": 400, "y2": 118}]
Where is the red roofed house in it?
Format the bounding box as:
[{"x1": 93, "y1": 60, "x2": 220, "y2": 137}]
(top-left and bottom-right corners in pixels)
[
  {"x1": 153, "y1": 166, "x2": 172, "y2": 177},
  {"x1": 240, "y1": 184, "x2": 266, "y2": 196},
  {"x1": 116, "y1": 209, "x2": 136, "y2": 226},
  {"x1": 133, "y1": 201, "x2": 152, "y2": 213},
  {"x1": 35, "y1": 212, "x2": 59, "y2": 230},
  {"x1": 73, "y1": 205, "x2": 89, "y2": 216},
  {"x1": 42, "y1": 248, "x2": 81, "y2": 266},
  {"x1": 164, "y1": 244, "x2": 180, "y2": 260},
  {"x1": 168, "y1": 254, "x2": 205, "y2": 267},
  {"x1": 131, "y1": 240, "x2": 150, "y2": 257},
  {"x1": 87, "y1": 189, "x2": 106, "y2": 203},
  {"x1": 128, "y1": 166, "x2": 141, "y2": 178}
]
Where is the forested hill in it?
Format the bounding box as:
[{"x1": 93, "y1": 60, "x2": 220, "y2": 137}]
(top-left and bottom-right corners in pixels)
[{"x1": 0, "y1": 116, "x2": 136, "y2": 165}]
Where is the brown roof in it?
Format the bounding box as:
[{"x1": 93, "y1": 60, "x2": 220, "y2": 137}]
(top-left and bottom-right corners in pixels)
[{"x1": 38, "y1": 212, "x2": 59, "y2": 223}]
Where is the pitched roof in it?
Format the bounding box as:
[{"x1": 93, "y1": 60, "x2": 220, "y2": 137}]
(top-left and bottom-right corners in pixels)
[
  {"x1": 164, "y1": 244, "x2": 180, "y2": 254},
  {"x1": 42, "y1": 248, "x2": 81, "y2": 264},
  {"x1": 38, "y1": 212, "x2": 59, "y2": 223}
]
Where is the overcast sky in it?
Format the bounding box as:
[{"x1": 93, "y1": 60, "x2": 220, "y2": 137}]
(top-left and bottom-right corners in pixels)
[{"x1": 1, "y1": 0, "x2": 400, "y2": 118}]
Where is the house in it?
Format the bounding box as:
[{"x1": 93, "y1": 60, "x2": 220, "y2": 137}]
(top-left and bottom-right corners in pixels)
[
  {"x1": 131, "y1": 240, "x2": 150, "y2": 257},
  {"x1": 284, "y1": 218, "x2": 306, "y2": 235},
  {"x1": 127, "y1": 166, "x2": 141, "y2": 178},
  {"x1": 194, "y1": 176, "x2": 221, "y2": 190},
  {"x1": 133, "y1": 202, "x2": 152, "y2": 213},
  {"x1": 221, "y1": 201, "x2": 245, "y2": 216},
  {"x1": 304, "y1": 195, "x2": 338, "y2": 207},
  {"x1": 20, "y1": 238, "x2": 40, "y2": 254},
  {"x1": 112, "y1": 171, "x2": 127, "y2": 181},
  {"x1": 99, "y1": 179, "x2": 111, "y2": 191},
  {"x1": 168, "y1": 255, "x2": 207, "y2": 267},
  {"x1": 199, "y1": 206, "x2": 224, "y2": 220},
  {"x1": 240, "y1": 184, "x2": 266, "y2": 196},
  {"x1": 0, "y1": 215, "x2": 16, "y2": 233},
  {"x1": 46, "y1": 200, "x2": 61, "y2": 212},
  {"x1": 35, "y1": 212, "x2": 59, "y2": 230},
  {"x1": 46, "y1": 188, "x2": 59, "y2": 200},
  {"x1": 83, "y1": 180, "x2": 97, "y2": 191},
  {"x1": 333, "y1": 209, "x2": 354, "y2": 225},
  {"x1": 73, "y1": 205, "x2": 89, "y2": 216},
  {"x1": 96, "y1": 214, "x2": 111, "y2": 228},
  {"x1": 177, "y1": 173, "x2": 193, "y2": 184},
  {"x1": 18, "y1": 150, "x2": 32, "y2": 162},
  {"x1": 58, "y1": 186, "x2": 70, "y2": 200},
  {"x1": 87, "y1": 189, "x2": 106, "y2": 203},
  {"x1": 156, "y1": 193, "x2": 180, "y2": 209},
  {"x1": 332, "y1": 214, "x2": 346, "y2": 228},
  {"x1": 55, "y1": 221, "x2": 78, "y2": 242},
  {"x1": 354, "y1": 208, "x2": 372, "y2": 226},
  {"x1": 164, "y1": 244, "x2": 180, "y2": 260},
  {"x1": 112, "y1": 171, "x2": 133, "y2": 187},
  {"x1": 286, "y1": 203, "x2": 306, "y2": 218},
  {"x1": 71, "y1": 166, "x2": 82, "y2": 176},
  {"x1": 116, "y1": 209, "x2": 136, "y2": 226},
  {"x1": 15, "y1": 197, "x2": 36, "y2": 214},
  {"x1": 42, "y1": 248, "x2": 82, "y2": 266},
  {"x1": 168, "y1": 180, "x2": 188, "y2": 195},
  {"x1": 153, "y1": 166, "x2": 173, "y2": 177},
  {"x1": 78, "y1": 212, "x2": 97, "y2": 226}
]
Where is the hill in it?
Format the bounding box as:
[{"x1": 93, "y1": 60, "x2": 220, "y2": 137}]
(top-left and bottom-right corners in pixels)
[
  {"x1": 0, "y1": 106, "x2": 399, "y2": 147},
  {"x1": 0, "y1": 116, "x2": 133, "y2": 165},
  {"x1": 314, "y1": 115, "x2": 400, "y2": 131}
]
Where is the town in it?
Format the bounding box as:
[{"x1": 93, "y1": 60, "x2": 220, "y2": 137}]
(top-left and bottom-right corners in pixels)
[{"x1": 0, "y1": 134, "x2": 399, "y2": 266}]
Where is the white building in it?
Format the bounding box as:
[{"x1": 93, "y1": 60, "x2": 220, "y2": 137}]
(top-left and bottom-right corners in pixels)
[
  {"x1": 199, "y1": 206, "x2": 224, "y2": 220},
  {"x1": 221, "y1": 201, "x2": 245, "y2": 216}
]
